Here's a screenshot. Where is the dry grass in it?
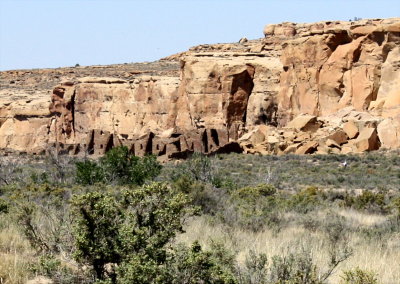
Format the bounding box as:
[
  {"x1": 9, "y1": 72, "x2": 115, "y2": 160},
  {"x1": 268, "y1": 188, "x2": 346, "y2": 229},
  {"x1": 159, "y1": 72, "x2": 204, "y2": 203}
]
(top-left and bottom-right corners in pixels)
[
  {"x1": 177, "y1": 212, "x2": 400, "y2": 284},
  {"x1": 0, "y1": 223, "x2": 34, "y2": 284},
  {"x1": 336, "y1": 208, "x2": 388, "y2": 227}
]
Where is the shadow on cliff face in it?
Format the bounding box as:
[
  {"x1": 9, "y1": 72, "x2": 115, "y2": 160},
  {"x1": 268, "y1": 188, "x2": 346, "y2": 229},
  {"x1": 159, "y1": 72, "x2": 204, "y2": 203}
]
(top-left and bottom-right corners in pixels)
[{"x1": 226, "y1": 65, "x2": 255, "y2": 129}]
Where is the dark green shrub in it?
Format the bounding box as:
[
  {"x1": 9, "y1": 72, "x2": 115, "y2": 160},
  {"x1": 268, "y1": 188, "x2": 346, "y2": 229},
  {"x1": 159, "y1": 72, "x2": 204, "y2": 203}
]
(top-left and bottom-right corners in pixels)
[
  {"x1": 71, "y1": 182, "x2": 193, "y2": 281},
  {"x1": 72, "y1": 191, "x2": 122, "y2": 279},
  {"x1": 75, "y1": 146, "x2": 162, "y2": 186},
  {"x1": 0, "y1": 198, "x2": 9, "y2": 214},
  {"x1": 127, "y1": 154, "x2": 162, "y2": 185},
  {"x1": 75, "y1": 160, "x2": 104, "y2": 185},
  {"x1": 168, "y1": 241, "x2": 237, "y2": 284}
]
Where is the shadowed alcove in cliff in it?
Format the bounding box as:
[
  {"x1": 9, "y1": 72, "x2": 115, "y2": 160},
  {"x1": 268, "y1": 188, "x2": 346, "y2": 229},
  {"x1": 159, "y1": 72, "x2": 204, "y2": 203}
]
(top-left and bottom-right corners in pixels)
[{"x1": 226, "y1": 66, "x2": 255, "y2": 129}]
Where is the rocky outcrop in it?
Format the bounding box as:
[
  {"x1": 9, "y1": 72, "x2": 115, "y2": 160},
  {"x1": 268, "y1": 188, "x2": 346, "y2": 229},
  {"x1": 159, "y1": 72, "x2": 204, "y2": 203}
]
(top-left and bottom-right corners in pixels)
[{"x1": 0, "y1": 18, "x2": 399, "y2": 158}]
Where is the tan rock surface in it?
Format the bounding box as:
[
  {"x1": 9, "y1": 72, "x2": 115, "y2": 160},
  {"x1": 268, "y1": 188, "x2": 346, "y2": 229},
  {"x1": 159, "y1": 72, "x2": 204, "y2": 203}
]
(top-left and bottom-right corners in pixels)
[
  {"x1": 377, "y1": 117, "x2": 400, "y2": 149},
  {"x1": 343, "y1": 121, "x2": 359, "y2": 139},
  {"x1": 0, "y1": 18, "x2": 399, "y2": 157},
  {"x1": 296, "y1": 141, "x2": 319, "y2": 155},
  {"x1": 286, "y1": 114, "x2": 320, "y2": 132},
  {"x1": 354, "y1": 127, "x2": 380, "y2": 152}
]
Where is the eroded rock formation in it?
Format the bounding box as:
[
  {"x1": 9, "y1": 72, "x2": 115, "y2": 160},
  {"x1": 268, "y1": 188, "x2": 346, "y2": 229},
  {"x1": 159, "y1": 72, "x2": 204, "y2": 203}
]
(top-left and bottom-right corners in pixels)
[{"x1": 0, "y1": 18, "x2": 399, "y2": 158}]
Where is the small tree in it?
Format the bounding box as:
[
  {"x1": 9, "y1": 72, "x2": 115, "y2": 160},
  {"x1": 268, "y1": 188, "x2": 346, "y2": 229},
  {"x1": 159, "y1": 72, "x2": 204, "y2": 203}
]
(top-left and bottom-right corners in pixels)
[
  {"x1": 71, "y1": 182, "x2": 193, "y2": 281},
  {"x1": 71, "y1": 192, "x2": 122, "y2": 279},
  {"x1": 75, "y1": 160, "x2": 104, "y2": 185}
]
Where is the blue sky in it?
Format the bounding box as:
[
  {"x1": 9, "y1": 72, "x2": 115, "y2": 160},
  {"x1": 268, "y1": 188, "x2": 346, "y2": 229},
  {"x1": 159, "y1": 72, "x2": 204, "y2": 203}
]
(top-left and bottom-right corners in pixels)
[{"x1": 0, "y1": 0, "x2": 399, "y2": 71}]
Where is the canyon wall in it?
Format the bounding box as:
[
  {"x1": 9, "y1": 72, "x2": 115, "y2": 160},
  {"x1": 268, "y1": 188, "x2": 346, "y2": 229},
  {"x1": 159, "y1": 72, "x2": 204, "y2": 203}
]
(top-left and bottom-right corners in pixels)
[{"x1": 0, "y1": 18, "x2": 399, "y2": 158}]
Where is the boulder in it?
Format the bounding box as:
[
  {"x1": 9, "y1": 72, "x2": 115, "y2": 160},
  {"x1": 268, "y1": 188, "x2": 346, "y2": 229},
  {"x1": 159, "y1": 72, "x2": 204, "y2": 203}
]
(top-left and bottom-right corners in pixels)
[
  {"x1": 286, "y1": 114, "x2": 320, "y2": 132},
  {"x1": 343, "y1": 121, "x2": 359, "y2": 139},
  {"x1": 296, "y1": 141, "x2": 319, "y2": 154},
  {"x1": 238, "y1": 126, "x2": 267, "y2": 144},
  {"x1": 354, "y1": 128, "x2": 380, "y2": 152},
  {"x1": 326, "y1": 139, "x2": 341, "y2": 149},
  {"x1": 326, "y1": 130, "x2": 348, "y2": 145},
  {"x1": 283, "y1": 144, "x2": 298, "y2": 154},
  {"x1": 293, "y1": 132, "x2": 311, "y2": 143},
  {"x1": 341, "y1": 145, "x2": 354, "y2": 154},
  {"x1": 377, "y1": 117, "x2": 400, "y2": 149}
]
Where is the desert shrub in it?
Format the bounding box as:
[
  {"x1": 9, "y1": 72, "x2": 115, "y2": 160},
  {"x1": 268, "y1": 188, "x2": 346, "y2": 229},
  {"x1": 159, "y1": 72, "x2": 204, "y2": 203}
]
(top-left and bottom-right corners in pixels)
[
  {"x1": 320, "y1": 214, "x2": 353, "y2": 280},
  {"x1": 127, "y1": 154, "x2": 162, "y2": 185},
  {"x1": 116, "y1": 254, "x2": 170, "y2": 284},
  {"x1": 286, "y1": 186, "x2": 324, "y2": 214},
  {"x1": 166, "y1": 241, "x2": 237, "y2": 284},
  {"x1": 16, "y1": 198, "x2": 73, "y2": 255},
  {"x1": 233, "y1": 184, "x2": 276, "y2": 200},
  {"x1": 172, "y1": 173, "x2": 231, "y2": 216},
  {"x1": 29, "y1": 255, "x2": 89, "y2": 284},
  {"x1": 170, "y1": 152, "x2": 227, "y2": 188},
  {"x1": 343, "y1": 191, "x2": 387, "y2": 213},
  {"x1": 269, "y1": 250, "x2": 322, "y2": 284},
  {"x1": 390, "y1": 196, "x2": 400, "y2": 215},
  {"x1": 237, "y1": 250, "x2": 268, "y2": 284},
  {"x1": 340, "y1": 267, "x2": 378, "y2": 284},
  {"x1": 72, "y1": 191, "x2": 122, "y2": 279},
  {"x1": 172, "y1": 152, "x2": 213, "y2": 183},
  {"x1": 229, "y1": 184, "x2": 281, "y2": 231},
  {"x1": 117, "y1": 241, "x2": 237, "y2": 284},
  {"x1": 0, "y1": 198, "x2": 9, "y2": 214},
  {"x1": 30, "y1": 171, "x2": 49, "y2": 184},
  {"x1": 236, "y1": 245, "x2": 354, "y2": 283},
  {"x1": 71, "y1": 182, "x2": 193, "y2": 281},
  {"x1": 75, "y1": 146, "x2": 162, "y2": 186}
]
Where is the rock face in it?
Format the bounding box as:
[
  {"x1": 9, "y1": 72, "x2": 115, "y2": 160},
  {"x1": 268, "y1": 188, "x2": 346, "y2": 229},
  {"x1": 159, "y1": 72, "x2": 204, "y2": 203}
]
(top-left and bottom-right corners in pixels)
[{"x1": 0, "y1": 18, "x2": 399, "y2": 158}]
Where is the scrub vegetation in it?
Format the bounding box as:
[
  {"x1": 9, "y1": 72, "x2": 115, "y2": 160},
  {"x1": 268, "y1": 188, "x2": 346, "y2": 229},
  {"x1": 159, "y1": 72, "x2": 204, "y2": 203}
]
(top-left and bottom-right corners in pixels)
[{"x1": 0, "y1": 148, "x2": 399, "y2": 283}]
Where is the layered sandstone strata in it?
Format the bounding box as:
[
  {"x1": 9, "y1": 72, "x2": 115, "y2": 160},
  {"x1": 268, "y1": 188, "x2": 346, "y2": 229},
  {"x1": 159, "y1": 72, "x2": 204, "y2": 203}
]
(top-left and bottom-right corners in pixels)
[{"x1": 0, "y1": 18, "x2": 399, "y2": 158}]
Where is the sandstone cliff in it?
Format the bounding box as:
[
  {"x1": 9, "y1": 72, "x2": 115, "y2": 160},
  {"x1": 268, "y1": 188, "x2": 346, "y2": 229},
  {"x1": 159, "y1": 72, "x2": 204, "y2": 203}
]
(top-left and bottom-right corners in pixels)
[{"x1": 0, "y1": 18, "x2": 399, "y2": 158}]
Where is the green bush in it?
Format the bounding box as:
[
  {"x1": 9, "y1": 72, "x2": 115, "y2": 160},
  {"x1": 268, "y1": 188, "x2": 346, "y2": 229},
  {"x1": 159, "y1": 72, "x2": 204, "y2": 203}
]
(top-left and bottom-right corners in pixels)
[
  {"x1": 340, "y1": 267, "x2": 378, "y2": 284},
  {"x1": 284, "y1": 187, "x2": 322, "y2": 214},
  {"x1": 229, "y1": 184, "x2": 281, "y2": 231},
  {"x1": 71, "y1": 182, "x2": 193, "y2": 281},
  {"x1": 233, "y1": 184, "x2": 276, "y2": 200},
  {"x1": 390, "y1": 196, "x2": 400, "y2": 215},
  {"x1": 343, "y1": 191, "x2": 387, "y2": 213},
  {"x1": 29, "y1": 255, "x2": 86, "y2": 284},
  {"x1": 0, "y1": 198, "x2": 9, "y2": 214},
  {"x1": 167, "y1": 241, "x2": 237, "y2": 284},
  {"x1": 75, "y1": 146, "x2": 162, "y2": 186},
  {"x1": 75, "y1": 160, "x2": 104, "y2": 185}
]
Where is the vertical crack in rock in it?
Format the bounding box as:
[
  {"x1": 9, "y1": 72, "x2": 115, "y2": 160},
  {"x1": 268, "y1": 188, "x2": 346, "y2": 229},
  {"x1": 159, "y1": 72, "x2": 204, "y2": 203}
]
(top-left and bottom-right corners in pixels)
[{"x1": 66, "y1": 90, "x2": 76, "y2": 136}]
